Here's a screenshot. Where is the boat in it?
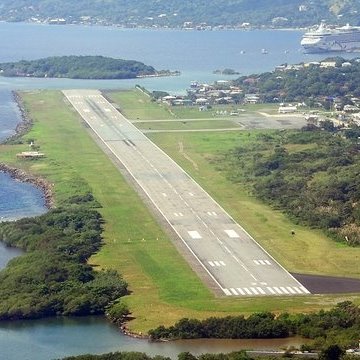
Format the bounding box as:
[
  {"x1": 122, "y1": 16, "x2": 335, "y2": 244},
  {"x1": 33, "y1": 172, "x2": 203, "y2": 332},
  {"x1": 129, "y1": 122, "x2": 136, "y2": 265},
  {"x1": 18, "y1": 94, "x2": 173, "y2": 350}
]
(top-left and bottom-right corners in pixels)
[{"x1": 301, "y1": 23, "x2": 360, "y2": 53}]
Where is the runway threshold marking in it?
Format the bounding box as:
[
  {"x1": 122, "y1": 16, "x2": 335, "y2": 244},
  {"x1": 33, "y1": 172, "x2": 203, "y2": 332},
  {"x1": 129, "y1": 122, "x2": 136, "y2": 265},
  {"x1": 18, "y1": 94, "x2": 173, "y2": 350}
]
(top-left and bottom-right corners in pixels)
[
  {"x1": 223, "y1": 286, "x2": 309, "y2": 296},
  {"x1": 254, "y1": 259, "x2": 272, "y2": 265}
]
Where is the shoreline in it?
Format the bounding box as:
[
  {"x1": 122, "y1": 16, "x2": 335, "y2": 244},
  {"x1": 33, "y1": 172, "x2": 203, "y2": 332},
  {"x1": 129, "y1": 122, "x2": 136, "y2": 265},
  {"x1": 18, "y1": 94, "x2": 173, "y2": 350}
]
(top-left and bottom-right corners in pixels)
[
  {"x1": 0, "y1": 19, "x2": 317, "y2": 31},
  {"x1": 3, "y1": 91, "x2": 33, "y2": 144},
  {"x1": 0, "y1": 91, "x2": 54, "y2": 210},
  {"x1": 0, "y1": 163, "x2": 54, "y2": 209}
]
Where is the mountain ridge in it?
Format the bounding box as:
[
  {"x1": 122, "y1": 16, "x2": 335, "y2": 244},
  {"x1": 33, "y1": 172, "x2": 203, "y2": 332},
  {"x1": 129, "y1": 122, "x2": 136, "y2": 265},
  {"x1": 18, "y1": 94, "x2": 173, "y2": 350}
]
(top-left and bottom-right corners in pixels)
[{"x1": 0, "y1": 0, "x2": 359, "y2": 28}]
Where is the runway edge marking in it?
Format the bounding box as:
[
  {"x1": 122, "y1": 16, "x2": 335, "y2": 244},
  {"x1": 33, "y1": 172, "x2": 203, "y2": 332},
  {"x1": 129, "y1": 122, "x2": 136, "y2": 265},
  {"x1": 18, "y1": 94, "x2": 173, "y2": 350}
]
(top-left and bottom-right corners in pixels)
[
  {"x1": 63, "y1": 90, "x2": 229, "y2": 297},
  {"x1": 102, "y1": 94, "x2": 310, "y2": 293}
]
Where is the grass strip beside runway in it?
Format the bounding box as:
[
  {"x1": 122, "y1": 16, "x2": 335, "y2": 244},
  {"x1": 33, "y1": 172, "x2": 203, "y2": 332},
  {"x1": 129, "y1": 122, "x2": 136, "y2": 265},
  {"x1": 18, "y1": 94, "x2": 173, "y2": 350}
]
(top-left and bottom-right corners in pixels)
[{"x1": 2, "y1": 90, "x2": 359, "y2": 333}]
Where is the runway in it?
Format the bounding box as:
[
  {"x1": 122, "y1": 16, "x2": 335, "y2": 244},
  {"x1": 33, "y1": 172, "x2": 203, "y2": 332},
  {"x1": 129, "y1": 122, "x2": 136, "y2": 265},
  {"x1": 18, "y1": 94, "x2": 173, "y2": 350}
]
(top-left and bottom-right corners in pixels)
[{"x1": 63, "y1": 89, "x2": 310, "y2": 297}]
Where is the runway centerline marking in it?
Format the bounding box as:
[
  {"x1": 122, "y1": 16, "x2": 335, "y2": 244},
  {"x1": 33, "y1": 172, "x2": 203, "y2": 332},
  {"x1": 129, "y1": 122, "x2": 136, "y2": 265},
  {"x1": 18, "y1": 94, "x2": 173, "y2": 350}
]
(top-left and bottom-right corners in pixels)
[{"x1": 63, "y1": 90, "x2": 311, "y2": 298}]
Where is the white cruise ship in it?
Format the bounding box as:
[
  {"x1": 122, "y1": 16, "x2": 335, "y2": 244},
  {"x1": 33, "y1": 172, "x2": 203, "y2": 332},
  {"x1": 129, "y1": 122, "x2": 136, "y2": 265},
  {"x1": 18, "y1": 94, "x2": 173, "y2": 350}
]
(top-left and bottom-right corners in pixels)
[{"x1": 301, "y1": 23, "x2": 360, "y2": 53}]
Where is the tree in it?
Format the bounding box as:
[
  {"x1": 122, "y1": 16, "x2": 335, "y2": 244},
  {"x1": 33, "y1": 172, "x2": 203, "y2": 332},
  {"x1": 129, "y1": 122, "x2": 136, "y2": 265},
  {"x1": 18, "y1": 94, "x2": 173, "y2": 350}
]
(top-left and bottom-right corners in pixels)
[{"x1": 319, "y1": 345, "x2": 345, "y2": 360}]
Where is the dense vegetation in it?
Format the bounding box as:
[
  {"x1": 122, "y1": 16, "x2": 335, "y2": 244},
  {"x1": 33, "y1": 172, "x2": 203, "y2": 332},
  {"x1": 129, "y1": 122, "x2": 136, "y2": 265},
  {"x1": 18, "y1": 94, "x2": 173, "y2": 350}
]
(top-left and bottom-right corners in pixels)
[
  {"x1": 148, "y1": 301, "x2": 360, "y2": 349},
  {"x1": 233, "y1": 58, "x2": 360, "y2": 104},
  {"x1": 233, "y1": 125, "x2": 360, "y2": 244},
  {"x1": 61, "y1": 351, "x2": 253, "y2": 360},
  {"x1": 0, "y1": 56, "x2": 157, "y2": 79},
  {"x1": 0, "y1": 193, "x2": 128, "y2": 319},
  {"x1": 60, "y1": 347, "x2": 355, "y2": 360},
  {"x1": 0, "y1": 0, "x2": 360, "y2": 28},
  {"x1": 61, "y1": 353, "x2": 173, "y2": 360},
  {"x1": 223, "y1": 125, "x2": 360, "y2": 246}
]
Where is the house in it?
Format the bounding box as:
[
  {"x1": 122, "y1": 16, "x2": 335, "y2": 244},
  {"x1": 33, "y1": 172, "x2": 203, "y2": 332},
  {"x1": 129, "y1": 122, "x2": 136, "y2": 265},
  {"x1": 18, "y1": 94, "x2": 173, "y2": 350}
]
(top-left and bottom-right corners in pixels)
[
  {"x1": 320, "y1": 61, "x2": 337, "y2": 68},
  {"x1": 244, "y1": 94, "x2": 260, "y2": 104},
  {"x1": 195, "y1": 98, "x2": 208, "y2": 105},
  {"x1": 16, "y1": 151, "x2": 45, "y2": 159},
  {"x1": 278, "y1": 105, "x2": 297, "y2": 113},
  {"x1": 344, "y1": 105, "x2": 359, "y2": 113}
]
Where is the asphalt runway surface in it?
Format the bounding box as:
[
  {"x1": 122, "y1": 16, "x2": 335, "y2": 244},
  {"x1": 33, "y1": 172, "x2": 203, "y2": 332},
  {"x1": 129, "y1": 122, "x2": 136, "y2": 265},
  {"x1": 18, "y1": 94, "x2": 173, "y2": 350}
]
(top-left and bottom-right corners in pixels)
[
  {"x1": 63, "y1": 89, "x2": 310, "y2": 297},
  {"x1": 292, "y1": 273, "x2": 360, "y2": 294}
]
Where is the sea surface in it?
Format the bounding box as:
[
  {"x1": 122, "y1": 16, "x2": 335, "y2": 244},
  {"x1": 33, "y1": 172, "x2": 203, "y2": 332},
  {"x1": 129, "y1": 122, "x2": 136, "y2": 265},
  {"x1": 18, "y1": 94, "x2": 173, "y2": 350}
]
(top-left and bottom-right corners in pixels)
[
  {"x1": 0, "y1": 22, "x2": 356, "y2": 93},
  {"x1": 0, "y1": 21, "x2": 358, "y2": 360}
]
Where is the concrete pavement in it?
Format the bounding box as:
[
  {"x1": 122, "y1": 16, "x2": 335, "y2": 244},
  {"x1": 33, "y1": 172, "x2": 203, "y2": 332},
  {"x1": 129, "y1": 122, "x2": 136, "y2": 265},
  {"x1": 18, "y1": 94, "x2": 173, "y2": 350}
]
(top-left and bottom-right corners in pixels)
[{"x1": 63, "y1": 89, "x2": 310, "y2": 298}]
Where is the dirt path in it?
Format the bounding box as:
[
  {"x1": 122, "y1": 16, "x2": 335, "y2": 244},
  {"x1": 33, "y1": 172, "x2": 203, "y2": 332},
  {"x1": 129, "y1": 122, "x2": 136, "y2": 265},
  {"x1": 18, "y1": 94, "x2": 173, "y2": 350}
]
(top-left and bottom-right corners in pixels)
[{"x1": 178, "y1": 141, "x2": 199, "y2": 170}]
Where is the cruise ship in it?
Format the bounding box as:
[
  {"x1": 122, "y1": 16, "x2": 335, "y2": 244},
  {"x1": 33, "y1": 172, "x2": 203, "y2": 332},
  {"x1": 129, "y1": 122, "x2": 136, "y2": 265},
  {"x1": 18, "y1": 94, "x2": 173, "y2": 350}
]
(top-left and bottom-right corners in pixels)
[{"x1": 301, "y1": 23, "x2": 360, "y2": 53}]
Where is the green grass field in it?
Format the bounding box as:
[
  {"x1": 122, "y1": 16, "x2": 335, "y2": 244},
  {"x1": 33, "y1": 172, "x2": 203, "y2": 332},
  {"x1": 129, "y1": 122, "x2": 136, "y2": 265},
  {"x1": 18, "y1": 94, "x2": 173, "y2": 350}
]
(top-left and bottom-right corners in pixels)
[
  {"x1": 1, "y1": 89, "x2": 359, "y2": 333},
  {"x1": 107, "y1": 90, "x2": 173, "y2": 120},
  {"x1": 147, "y1": 131, "x2": 360, "y2": 278},
  {"x1": 106, "y1": 90, "x2": 280, "y2": 121}
]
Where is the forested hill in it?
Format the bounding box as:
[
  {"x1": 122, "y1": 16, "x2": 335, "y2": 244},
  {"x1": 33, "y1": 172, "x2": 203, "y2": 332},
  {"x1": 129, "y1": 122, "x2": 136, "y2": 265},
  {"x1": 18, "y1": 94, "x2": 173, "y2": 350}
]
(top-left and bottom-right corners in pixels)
[
  {"x1": 0, "y1": 56, "x2": 158, "y2": 79},
  {"x1": 1, "y1": 0, "x2": 360, "y2": 28},
  {"x1": 233, "y1": 57, "x2": 360, "y2": 103}
]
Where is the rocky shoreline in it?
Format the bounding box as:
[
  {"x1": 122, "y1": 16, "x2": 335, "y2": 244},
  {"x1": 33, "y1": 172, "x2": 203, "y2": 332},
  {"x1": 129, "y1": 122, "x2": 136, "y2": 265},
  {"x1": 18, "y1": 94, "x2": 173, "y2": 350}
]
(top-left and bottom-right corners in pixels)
[
  {"x1": 0, "y1": 91, "x2": 54, "y2": 210},
  {"x1": 3, "y1": 91, "x2": 33, "y2": 144},
  {"x1": 0, "y1": 163, "x2": 54, "y2": 209}
]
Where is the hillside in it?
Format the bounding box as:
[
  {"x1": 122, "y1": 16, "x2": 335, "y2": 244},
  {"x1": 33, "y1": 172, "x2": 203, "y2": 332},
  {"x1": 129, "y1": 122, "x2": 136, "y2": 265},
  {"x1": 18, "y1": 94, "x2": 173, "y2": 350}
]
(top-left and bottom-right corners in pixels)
[
  {"x1": 0, "y1": 56, "x2": 157, "y2": 79},
  {"x1": 233, "y1": 57, "x2": 360, "y2": 103},
  {"x1": 0, "y1": 0, "x2": 360, "y2": 28}
]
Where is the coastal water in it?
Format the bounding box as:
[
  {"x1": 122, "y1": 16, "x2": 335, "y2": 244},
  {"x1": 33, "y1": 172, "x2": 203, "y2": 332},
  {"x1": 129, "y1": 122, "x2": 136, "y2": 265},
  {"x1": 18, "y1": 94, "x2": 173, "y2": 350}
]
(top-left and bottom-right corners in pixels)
[
  {"x1": 0, "y1": 22, "x2": 356, "y2": 93},
  {"x1": 0, "y1": 90, "x2": 22, "y2": 142},
  {"x1": 0, "y1": 241, "x2": 22, "y2": 269},
  {"x1": 0, "y1": 21, "x2": 358, "y2": 360},
  {"x1": 0, "y1": 171, "x2": 46, "y2": 268},
  {"x1": 0, "y1": 172, "x2": 46, "y2": 221},
  {"x1": 0, "y1": 317, "x2": 306, "y2": 360}
]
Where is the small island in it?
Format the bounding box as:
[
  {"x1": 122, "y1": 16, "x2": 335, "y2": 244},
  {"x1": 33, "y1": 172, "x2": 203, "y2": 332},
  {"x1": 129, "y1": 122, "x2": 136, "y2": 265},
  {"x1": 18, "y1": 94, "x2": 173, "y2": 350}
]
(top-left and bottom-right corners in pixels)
[
  {"x1": 213, "y1": 68, "x2": 240, "y2": 75},
  {"x1": 0, "y1": 55, "x2": 178, "y2": 79}
]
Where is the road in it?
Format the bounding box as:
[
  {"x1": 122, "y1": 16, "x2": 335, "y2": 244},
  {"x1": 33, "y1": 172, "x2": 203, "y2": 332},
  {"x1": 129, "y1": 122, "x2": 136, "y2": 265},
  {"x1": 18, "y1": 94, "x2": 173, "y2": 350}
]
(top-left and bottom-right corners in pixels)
[
  {"x1": 63, "y1": 89, "x2": 310, "y2": 297},
  {"x1": 132, "y1": 113, "x2": 308, "y2": 132}
]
